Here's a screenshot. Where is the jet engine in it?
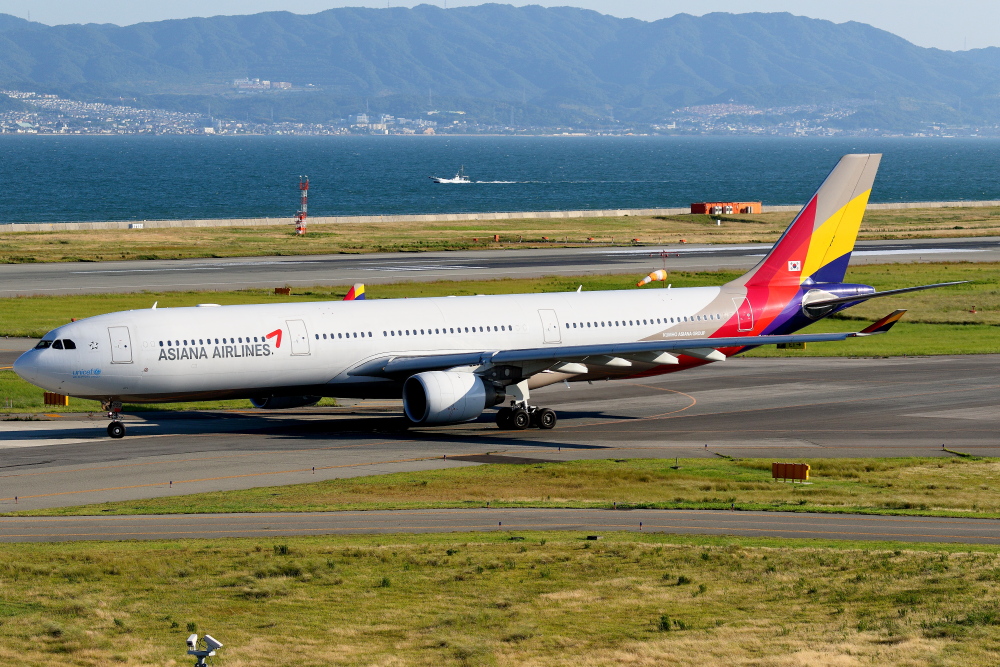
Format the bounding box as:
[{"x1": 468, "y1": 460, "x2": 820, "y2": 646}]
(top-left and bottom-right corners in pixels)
[
  {"x1": 250, "y1": 396, "x2": 322, "y2": 409},
  {"x1": 402, "y1": 371, "x2": 504, "y2": 425}
]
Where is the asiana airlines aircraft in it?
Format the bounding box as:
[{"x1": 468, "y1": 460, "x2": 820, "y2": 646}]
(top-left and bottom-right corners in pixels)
[{"x1": 14, "y1": 154, "x2": 961, "y2": 438}]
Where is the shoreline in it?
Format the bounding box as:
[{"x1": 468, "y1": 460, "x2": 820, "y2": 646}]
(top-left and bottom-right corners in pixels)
[{"x1": 2, "y1": 199, "x2": 1000, "y2": 233}]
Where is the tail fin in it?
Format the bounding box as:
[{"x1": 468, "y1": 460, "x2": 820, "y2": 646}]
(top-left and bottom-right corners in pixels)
[
  {"x1": 344, "y1": 283, "x2": 365, "y2": 301},
  {"x1": 731, "y1": 154, "x2": 881, "y2": 288}
]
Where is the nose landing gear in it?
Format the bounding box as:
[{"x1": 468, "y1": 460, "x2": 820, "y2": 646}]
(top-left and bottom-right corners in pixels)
[{"x1": 102, "y1": 400, "x2": 126, "y2": 439}]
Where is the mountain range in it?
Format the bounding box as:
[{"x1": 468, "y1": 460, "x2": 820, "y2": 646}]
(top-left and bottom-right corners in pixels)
[{"x1": 0, "y1": 5, "x2": 998, "y2": 128}]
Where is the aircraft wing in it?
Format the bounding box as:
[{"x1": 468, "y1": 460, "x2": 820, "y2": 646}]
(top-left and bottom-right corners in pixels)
[{"x1": 351, "y1": 310, "x2": 906, "y2": 378}]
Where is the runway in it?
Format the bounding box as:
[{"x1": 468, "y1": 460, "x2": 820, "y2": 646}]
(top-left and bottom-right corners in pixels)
[
  {"x1": 1, "y1": 236, "x2": 998, "y2": 296},
  {"x1": 2, "y1": 355, "x2": 999, "y2": 514},
  {"x1": 0, "y1": 509, "x2": 997, "y2": 545}
]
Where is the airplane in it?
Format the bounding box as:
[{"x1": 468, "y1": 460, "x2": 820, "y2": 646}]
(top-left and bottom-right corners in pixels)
[{"x1": 14, "y1": 154, "x2": 962, "y2": 439}]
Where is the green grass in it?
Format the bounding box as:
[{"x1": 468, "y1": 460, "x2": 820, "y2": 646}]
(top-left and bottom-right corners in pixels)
[
  {"x1": 18, "y1": 457, "x2": 1000, "y2": 519},
  {"x1": 0, "y1": 533, "x2": 999, "y2": 666}
]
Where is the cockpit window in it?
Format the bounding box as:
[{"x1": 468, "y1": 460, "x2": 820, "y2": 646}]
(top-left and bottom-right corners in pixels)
[
  {"x1": 34, "y1": 340, "x2": 53, "y2": 349},
  {"x1": 63, "y1": 339, "x2": 76, "y2": 350},
  {"x1": 52, "y1": 340, "x2": 64, "y2": 349}
]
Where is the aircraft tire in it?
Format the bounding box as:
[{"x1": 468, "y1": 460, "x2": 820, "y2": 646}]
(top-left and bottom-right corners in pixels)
[
  {"x1": 495, "y1": 407, "x2": 513, "y2": 429},
  {"x1": 537, "y1": 408, "x2": 557, "y2": 430},
  {"x1": 107, "y1": 422, "x2": 126, "y2": 439},
  {"x1": 511, "y1": 409, "x2": 530, "y2": 430}
]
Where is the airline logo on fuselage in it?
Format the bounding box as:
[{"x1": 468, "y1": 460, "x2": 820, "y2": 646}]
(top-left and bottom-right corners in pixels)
[{"x1": 158, "y1": 342, "x2": 273, "y2": 361}]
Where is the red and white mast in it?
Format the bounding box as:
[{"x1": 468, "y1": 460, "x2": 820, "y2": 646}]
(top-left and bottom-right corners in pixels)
[{"x1": 294, "y1": 176, "x2": 309, "y2": 235}]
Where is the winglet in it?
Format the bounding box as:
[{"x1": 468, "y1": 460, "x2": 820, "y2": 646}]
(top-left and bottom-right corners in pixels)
[{"x1": 851, "y1": 309, "x2": 907, "y2": 336}]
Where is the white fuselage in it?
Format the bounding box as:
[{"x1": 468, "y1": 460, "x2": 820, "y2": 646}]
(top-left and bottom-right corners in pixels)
[{"x1": 15, "y1": 286, "x2": 740, "y2": 403}]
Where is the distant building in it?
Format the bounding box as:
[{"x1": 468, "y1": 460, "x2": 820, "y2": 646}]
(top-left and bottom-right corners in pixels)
[
  {"x1": 349, "y1": 113, "x2": 369, "y2": 125},
  {"x1": 272, "y1": 81, "x2": 292, "y2": 89},
  {"x1": 233, "y1": 78, "x2": 271, "y2": 90},
  {"x1": 691, "y1": 201, "x2": 761, "y2": 215}
]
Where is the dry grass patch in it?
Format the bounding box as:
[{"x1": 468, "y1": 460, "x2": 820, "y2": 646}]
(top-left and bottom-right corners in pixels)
[
  {"x1": 0, "y1": 535, "x2": 998, "y2": 665},
  {"x1": 3, "y1": 205, "x2": 1000, "y2": 264}
]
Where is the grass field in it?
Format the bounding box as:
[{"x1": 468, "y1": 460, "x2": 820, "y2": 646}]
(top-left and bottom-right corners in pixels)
[
  {"x1": 0, "y1": 532, "x2": 999, "y2": 666},
  {"x1": 1, "y1": 262, "x2": 995, "y2": 413},
  {"x1": 19, "y1": 456, "x2": 1000, "y2": 519},
  {"x1": 2, "y1": 205, "x2": 1000, "y2": 263}
]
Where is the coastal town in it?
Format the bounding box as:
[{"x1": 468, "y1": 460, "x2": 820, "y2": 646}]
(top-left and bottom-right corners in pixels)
[{"x1": 0, "y1": 88, "x2": 991, "y2": 137}]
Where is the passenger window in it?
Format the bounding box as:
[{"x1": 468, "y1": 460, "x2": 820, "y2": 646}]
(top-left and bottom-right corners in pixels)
[
  {"x1": 353, "y1": 332, "x2": 358, "y2": 338},
  {"x1": 390, "y1": 331, "x2": 395, "y2": 336},
  {"x1": 215, "y1": 339, "x2": 219, "y2": 344},
  {"x1": 323, "y1": 334, "x2": 327, "y2": 339},
  {"x1": 573, "y1": 323, "x2": 577, "y2": 328},
  {"x1": 383, "y1": 331, "x2": 388, "y2": 337},
  {"x1": 159, "y1": 341, "x2": 163, "y2": 347}
]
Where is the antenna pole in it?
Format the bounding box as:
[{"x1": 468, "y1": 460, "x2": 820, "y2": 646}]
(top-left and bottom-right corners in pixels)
[{"x1": 294, "y1": 176, "x2": 309, "y2": 235}]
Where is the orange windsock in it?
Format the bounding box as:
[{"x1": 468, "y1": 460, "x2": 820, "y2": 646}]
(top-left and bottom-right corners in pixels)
[{"x1": 637, "y1": 269, "x2": 668, "y2": 287}]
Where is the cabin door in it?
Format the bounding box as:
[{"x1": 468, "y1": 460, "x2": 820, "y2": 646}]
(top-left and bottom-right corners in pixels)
[
  {"x1": 286, "y1": 320, "x2": 311, "y2": 356},
  {"x1": 108, "y1": 326, "x2": 133, "y2": 364},
  {"x1": 537, "y1": 309, "x2": 562, "y2": 344},
  {"x1": 733, "y1": 297, "x2": 754, "y2": 332}
]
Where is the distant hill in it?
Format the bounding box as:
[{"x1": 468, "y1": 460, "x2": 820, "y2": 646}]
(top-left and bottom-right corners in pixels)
[{"x1": 0, "y1": 6, "x2": 997, "y2": 128}]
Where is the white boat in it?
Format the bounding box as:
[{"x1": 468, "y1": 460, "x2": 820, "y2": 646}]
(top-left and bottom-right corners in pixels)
[{"x1": 430, "y1": 165, "x2": 471, "y2": 184}]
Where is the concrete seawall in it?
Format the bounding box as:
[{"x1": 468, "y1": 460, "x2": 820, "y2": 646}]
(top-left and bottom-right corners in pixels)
[{"x1": 2, "y1": 200, "x2": 999, "y2": 233}]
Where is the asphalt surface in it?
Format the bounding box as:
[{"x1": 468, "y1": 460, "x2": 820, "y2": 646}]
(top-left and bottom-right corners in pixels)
[
  {"x1": 0, "y1": 338, "x2": 33, "y2": 368},
  {"x1": 0, "y1": 509, "x2": 997, "y2": 544},
  {"x1": 2, "y1": 355, "x2": 999, "y2": 516},
  {"x1": 2, "y1": 236, "x2": 998, "y2": 296}
]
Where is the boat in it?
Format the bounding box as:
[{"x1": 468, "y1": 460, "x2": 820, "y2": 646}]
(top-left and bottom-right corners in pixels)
[{"x1": 430, "y1": 165, "x2": 471, "y2": 184}]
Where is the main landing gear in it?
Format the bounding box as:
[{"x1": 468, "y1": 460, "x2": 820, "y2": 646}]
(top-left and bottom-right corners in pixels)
[
  {"x1": 496, "y1": 405, "x2": 557, "y2": 430},
  {"x1": 494, "y1": 380, "x2": 557, "y2": 431},
  {"x1": 103, "y1": 400, "x2": 126, "y2": 439}
]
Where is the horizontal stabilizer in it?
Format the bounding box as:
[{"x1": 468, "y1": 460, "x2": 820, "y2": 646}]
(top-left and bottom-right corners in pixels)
[{"x1": 805, "y1": 281, "x2": 965, "y2": 310}]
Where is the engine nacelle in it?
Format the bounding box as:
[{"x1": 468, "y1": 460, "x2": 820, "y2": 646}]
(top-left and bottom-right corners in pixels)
[
  {"x1": 250, "y1": 396, "x2": 321, "y2": 410},
  {"x1": 402, "y1": 371, "x2": 504, "y2": 425}
]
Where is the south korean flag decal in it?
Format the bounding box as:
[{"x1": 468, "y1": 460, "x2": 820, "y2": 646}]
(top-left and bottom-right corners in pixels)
[{"x1": 788, "y1": 260, "x2": 802, "y2": 272}]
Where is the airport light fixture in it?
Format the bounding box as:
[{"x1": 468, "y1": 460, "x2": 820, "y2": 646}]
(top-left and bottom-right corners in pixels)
[{"x1": 186, "y1": 633, "x2": 223, "y2": 666}]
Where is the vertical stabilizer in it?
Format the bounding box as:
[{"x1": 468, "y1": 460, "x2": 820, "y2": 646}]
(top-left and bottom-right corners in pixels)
[{"x1": 731, "y1": 154, "x2": 881, "y2": 288}]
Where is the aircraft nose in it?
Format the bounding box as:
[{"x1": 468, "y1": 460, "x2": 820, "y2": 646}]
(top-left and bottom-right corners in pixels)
[{"x1": 12, "y1": 350, "x2": 40, "y2": 385}]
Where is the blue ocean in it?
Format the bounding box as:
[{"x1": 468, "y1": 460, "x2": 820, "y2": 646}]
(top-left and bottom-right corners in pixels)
[{"x1": 1, "y1": 136, "x2": 999, "y2": 224}]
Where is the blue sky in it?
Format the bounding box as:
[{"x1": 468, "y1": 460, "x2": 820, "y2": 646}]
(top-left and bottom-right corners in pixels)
[{"x1": 0, "y1": 1, "x2": 993, "y2": 51}]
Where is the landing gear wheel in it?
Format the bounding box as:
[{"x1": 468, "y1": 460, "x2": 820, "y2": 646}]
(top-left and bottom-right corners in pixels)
[
  {"x1": 537, "y1": 408, "x2": 557, "y2": 430},
  {"x1": 107, "y1": 421, "x2": 126, "y2": 439},
  {"x1": 511, "y1": 409, "x2": 531, "y2": 430},
  {"x1": 495, "y1": 407, "x2": 513, "y2": 430}
]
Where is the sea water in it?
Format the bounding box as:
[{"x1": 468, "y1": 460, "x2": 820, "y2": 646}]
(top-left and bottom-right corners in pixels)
[{"x1": 1, "y1": 135, "x2": 999, "y2": 224}]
